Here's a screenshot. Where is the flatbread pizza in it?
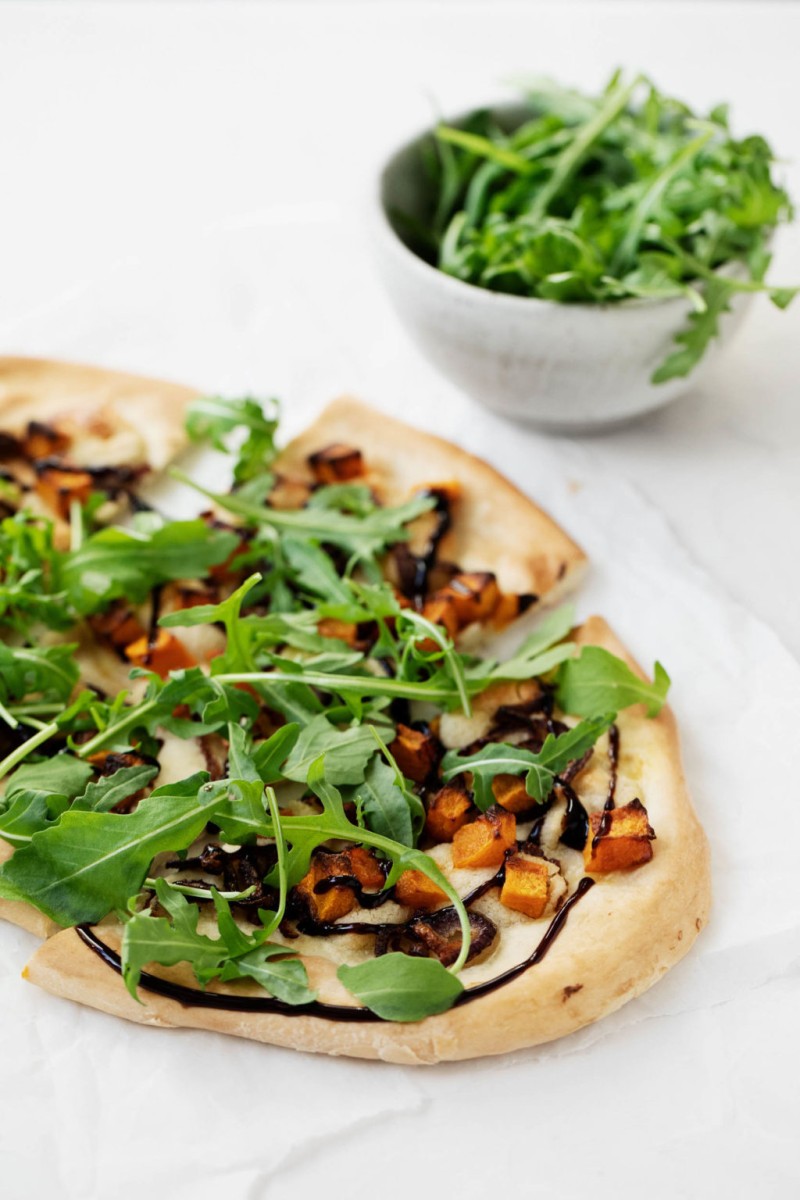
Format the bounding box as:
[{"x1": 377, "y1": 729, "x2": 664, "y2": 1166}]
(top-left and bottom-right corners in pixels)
[{"x1": 0, "y1": 366, "x2": 710, "y2": 1062}]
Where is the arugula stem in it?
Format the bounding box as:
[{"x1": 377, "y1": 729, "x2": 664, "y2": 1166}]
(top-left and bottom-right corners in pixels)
[
  {"x1": 0, "y1": 720, "x2": 60, "y2": 778},
  {"x1": 215, "y1": 669, "x2": 465, "y2": 705},
  {"x1": 76, "y1": 699, "x2": 160, "y2": 758},
  {"x1": 530, "y1": 74, "x2": 642, "y2": 219},
  {"x1": 146, "y1": 878, "x2": 256, "y2": 902},
  {"x1": 0, "y1": 699, "x2": 19, "y2": 730}
]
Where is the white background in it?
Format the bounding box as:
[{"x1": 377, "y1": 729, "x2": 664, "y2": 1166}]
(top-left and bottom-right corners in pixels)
[{"x1": 0, "y1": 4, "x2": 798, "y2": 1198}]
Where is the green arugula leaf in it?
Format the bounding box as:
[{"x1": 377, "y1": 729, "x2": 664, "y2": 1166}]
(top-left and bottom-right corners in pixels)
[
  {"x1": 349, "y1": 752, "x2": 421, "y2": 848},
  {"x1": 557, "y1": 646, "x2": 670, "y2": 718},
  {"x1": 0, "y1": 643, "x2": 79, "y2": 715},
  {"x1": 5, "y1": 754, "x2": 93, "y2": 801},
  {"x1": 62, "y1": 519, "x2": 238, "y2": 615},
  {"x1": 441, "y1": 715, "x2": 613, "y2": 808},
  {"x1": 0, "y1": 789, "x2": 70, "y2": 847},
  {"x1": 185, "y1": 395, "x2": 279, "y2": 483},
  {"x1": 282, "y1": 714, "x2": 393, "y2": 786},
  {"x1": 651, "y1": 277, "x2": 733, "y2": 383},
  {"x1": 337, "y1": 954, "x2": 464, "y2": 1022},
  {"x1": 0, "y1": 772, "x2": 217, "y2": 924},
  {"x1": 71, "y1": 764, "x2": 159, "y2": 814}
]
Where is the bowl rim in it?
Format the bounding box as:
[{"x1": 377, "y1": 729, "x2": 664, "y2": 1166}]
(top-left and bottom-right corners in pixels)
[{"x1": 373, "y1": 100, "x2": 738, "y2": 316}]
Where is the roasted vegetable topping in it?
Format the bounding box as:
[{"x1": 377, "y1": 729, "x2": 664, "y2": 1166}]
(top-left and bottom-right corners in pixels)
[
  {"x1": 583, "y1": 799, "x2": 655, "y2": 872},
  {"x1": 500, "y1": 854, "x2": 551, "y2": 919},
  {"x1": 388, "y1": 723, "x2": 442, "y2": 784},
  {"x1": 424, "y1": 780, "x2": 473, "y2": 842},
  {"x1": 452, "y1": 807, "x2": 517, "y2": 869},
  {"x1": 308, "y1": 443, "x2": 364, "y2": 484}
]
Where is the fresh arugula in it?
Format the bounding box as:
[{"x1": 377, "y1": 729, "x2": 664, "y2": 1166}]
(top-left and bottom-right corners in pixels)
[
  {"x1": 406, "y1": 71, "x2": 795, "y2": 380},
  {"x1": 556, "y1": 646, "x2": 670, "y2": 718},
  {"x1": 441, "y1": 714, "x2": 613, "y2": 808},
  {"x1": 185, "y1": 395, "x2": 280, "y2": 484},
  {"x1": 337, "y1": 954, "x2": 464, "y2": 1022}
]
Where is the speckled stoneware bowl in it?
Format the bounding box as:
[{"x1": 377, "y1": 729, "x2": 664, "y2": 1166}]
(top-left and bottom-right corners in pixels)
[{"x1": 372, "y1": 105, "x2": 754, "y2": 433}]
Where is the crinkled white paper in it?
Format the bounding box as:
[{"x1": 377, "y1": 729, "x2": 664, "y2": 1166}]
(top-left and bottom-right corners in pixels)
[{"x1": 1, "y1": 213, "x2": 798, "y2": 1199}]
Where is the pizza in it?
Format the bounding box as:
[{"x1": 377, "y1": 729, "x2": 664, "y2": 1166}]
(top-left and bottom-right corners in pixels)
[{"x1": 0, "y1": 358, "x2": 710, "y2": 1063}]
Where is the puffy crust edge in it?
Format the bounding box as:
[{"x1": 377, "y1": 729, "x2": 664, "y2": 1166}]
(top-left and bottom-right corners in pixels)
[{"x1": 22, "y1": 617, "x2": 711, "y2": 1065}]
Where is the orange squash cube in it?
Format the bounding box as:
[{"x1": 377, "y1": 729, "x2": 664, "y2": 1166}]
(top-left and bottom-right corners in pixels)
[
  {"x1": 500, "y1": 854, "x2": 550, "y2": 919},
  {"x1": 35, "y1": 467, "x2": 92, "y2": 519},
  {"x1": 394, "y1": 869, "x2": 447, "y2": 911},
  {"x1": 425, "y1": 782, "x2": 473, "y2": 842},
  {"x1": 317, "y1": 618, "x2": 358, "y2": 646},
  {"x1": 124, "y1": 629, "x2": 197, "y2": 678},
  {"x1": 420, "y1": 596, "x2": 460, "y2": 644},
  {"x1": 89, "y1": 603, "x2": 147, "y2": 651},
  {"x1": 388, "y1": 723, "x2": 440, "y2": 783},
  {"x1": 492, "y1": 592, "x2": 537, "y2": 629},
  {"x1": 346, "y1": 846, "x2": 386, "y2": 891},
  {"x1": 308, "y1": 443, "x2": 364, "y2": 484},
  {"x1": 492, "y1": 773, "x2": 535, "y2": 814},
  {"x1": 584, "y1": 800, "x2": 655, "y2": 873},
  {"x1": 452, "y1": 808, "x2": 517, "y2": 869},
  {"x1": 295, "y1": 858, "x2": 356, "y2": 924},
  {"x1": 23, "y1": 421, "x2": 70, "y2": 459},
  {"x1": 439, "y1": 572, "x2": 500, "y2": 626}
]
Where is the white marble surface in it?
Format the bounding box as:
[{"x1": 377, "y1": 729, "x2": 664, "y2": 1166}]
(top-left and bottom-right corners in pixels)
[{"x1": 0, "y1": 4, "x2": 799, "y2": 1198}]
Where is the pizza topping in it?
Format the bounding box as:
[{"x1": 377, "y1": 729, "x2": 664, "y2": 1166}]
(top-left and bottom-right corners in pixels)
[
  {"x1": 584, "y1": 799, "x2": 655, "y2": 873},
  {"x1": 394, "y1": 868, "x2": 448, "y2": 911},
  {"x1": 424, "y1": 780, "x2": 473, "y2": 842},
  {"x1": 307, "y1": 443, "x2": 364, "y2": 484},
  {"x1": 452, "y1": 807, "x2": 517, "y2": 869},
  {"x1": 124, "y1": 629, "x2": 197, "y2": 677},
  {"x1": 500, "y1": 854, "x2": 552, "y2": 919},
  {"x1": 388, "y1": 723, "x2": 442, "y2": 784},
  {"x1": 23, "y1": 421, "x2": 71, "y2": 460},
  {"x1": 34, "y1": 466, "x2": 93, "y2": 519},
  {"x1": 387, "y1": 908, "x2": 497, "y2": 967}
]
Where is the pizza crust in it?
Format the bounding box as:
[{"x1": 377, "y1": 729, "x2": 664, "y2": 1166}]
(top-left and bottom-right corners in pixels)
[
  {"x1": 23, "y1": 617, "x2": 711, "y2": 1064},
  {"x1": 277, "y1": 396, "x2": 587, "y2": 604},
  {"x1": 0, "y1": 357, "x2": 198, "y2": 470}
]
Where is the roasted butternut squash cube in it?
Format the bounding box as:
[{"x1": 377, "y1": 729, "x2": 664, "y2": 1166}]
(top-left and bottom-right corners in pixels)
[
  {"x1": 425, "y1": 782, "x2": 473, "y2": 842},
  {"x1": 308, "y1": 443, "x2": 364, "y2": 484},
  {"x1": 295, "y1": 857, "x2": 357, "y2": 923},
  {"x1": 346, "y1": 846, "x2": 386, "y2": 890},
  {"x1": 124, "y1": 629, "x2": 197, "y2": 678},
  {"x1": 35, "y1": 467, "x2": 92, "y2": 519},
  {"x1": 89, "y1": 603, "x2": 146, "y2": 651},
  {"x1": 492, "y1": 592, "x2": 537, "y2": 629},
  {"x1": 420, "y1": 595, "x2": 460, "y2": 644},
  {"x1": 388, "y1": 723, "x2": 441, "y2": 783},
  {"x1": 394, "y1": 868, "x2": 447, "y2": 911},
  {"x1": 492, "y1": 773, "x2": 535, "y2": 814},
  {"x1": 500, "y1": 854, "x2": 550, "y2": 919},
  {"x1": 317, "y1": 618, "x2": 358, "y2": 646},
  {"x1": 583, "y1": 800, "x2": 655, "y2": 873},
  {"x1": 440, "y1": 572, "x2": 500, "y2": 626},
  {"x1": 452, "y1": 807, "x2": 517, "y2": 869},
  {"x1": 268, "y1": 476, "x2": 312, "y2": 510},
  {"x1": 23, "y1": 421, "x2": 70, "y2": 459}
]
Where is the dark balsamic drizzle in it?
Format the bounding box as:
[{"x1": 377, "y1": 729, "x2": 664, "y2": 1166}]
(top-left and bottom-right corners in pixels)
[
  {"x1": 411, "y1": 489, "x2": 451, "y2": 606},
  {"x1": 592, "y1": 723, "x2": 619, "y2": 847},
  {"x1": 75, "y1": 877, "x2": 594, "y2": 1021},
  {"x1": 559, "y1": 781, "x2": 589, "y2": 851}
]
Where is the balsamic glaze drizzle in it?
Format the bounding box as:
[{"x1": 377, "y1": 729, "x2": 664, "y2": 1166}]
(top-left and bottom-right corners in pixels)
[
  {"x1": 593, "y1": 723, "x2": 619, "y2": 847},
  {"x1": 76, "y1": 877, "x2": 594, "y2": 1022}
]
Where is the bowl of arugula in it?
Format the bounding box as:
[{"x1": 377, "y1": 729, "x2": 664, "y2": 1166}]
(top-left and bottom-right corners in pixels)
[{"x1": 374, "y1": 72, "x2": 796, "y2": 431}]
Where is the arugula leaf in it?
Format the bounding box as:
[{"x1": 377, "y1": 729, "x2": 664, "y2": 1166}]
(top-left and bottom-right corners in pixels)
[
  {"x1": 122, "y1": 878, "x2": 316, "y2": 1004},
  {"x1": 185, "y1": 395, "x2": 279, "y2": 484},
  {"x1": 0, "y1": 644, "x2": 79, "y2": 718},
  {"x1": 651, "y1": 277, "x2": 733, "y2": 383},
  {"x1": 0, "y1": 773, "x2": 218, "y2": 924},
  {"x1": 282, "y1": 714, "x2": 392, "y2": 786},
  {"x1": 5, "y1": 754, "x2": 93, "y2": 801},
  {"x1": 441, "y1": 715, "x2": 612, "y2": 808},
  {"x1": 0, "y1": 513, "x2": 73, "y2": 635},
  {"x1": 0, "y1": 789, "x2": 70, "y2": 847},
  {"x1": 557, "y1": 646, "x2": 670, "y2": 718},
  {"x1": 71, "y1": 764, "x2": 159, "y2": 813},
  {"x1": 337, "y1": 954, "x2": 464, "y2": 1022},
  {"x1": 62, "y1": 519, "x2": 238, "y2": 615},
  {"x1": 349, "y1": 752, "x2": 421, "y2": 848}
]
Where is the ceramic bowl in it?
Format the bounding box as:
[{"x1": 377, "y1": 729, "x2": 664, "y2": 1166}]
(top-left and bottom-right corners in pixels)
[{"x1": 372, "y1": 105, "x2": 754, "y2": 432}]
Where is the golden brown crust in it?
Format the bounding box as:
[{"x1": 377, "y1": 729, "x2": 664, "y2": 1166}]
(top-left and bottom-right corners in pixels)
[
  {"x1": 0, "y1": 356, "x2": 198, "y2": 470},
  {"x1": 276, "y1": 396, "x2": 587, "y2": 603},
  {"x1": 23, "y1": 617, "x2": 711, "y2": 1064}
]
